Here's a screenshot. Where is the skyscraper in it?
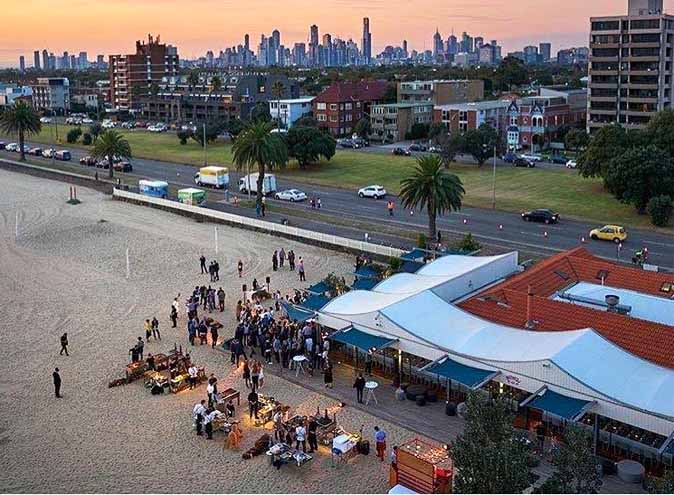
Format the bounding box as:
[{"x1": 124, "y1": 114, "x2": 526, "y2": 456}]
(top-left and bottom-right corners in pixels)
[
  {"x1": 244, "y1": 33, "x2": 250, "y2": 51},
  {"x1": 539, "y1": 43, "x2": 551, "y2": 62},
  {"x1": 433, "y1": 29, "x2": 444, "y2": 59},
  {"x1": 33, "y1": 50, "x2": 40, "y2": 70},
  {"x1": 402, "y1": 40, "x2": 408, "y2": 59},
  {"x1": 362, "y1": 17, "x2": 372, "y2": 65},
  {"x1": 42, "y1": 49, "x2": 48, "y2": 71},
  {"x1": 78, "y1": 51, "x2": 88, "y2": 69},
  {"x1": 19, "y1": 56, "x2": 25, "y2": 71},
  {"x1": 309, "y1": 24, "x2": 319, "y2": 66}
]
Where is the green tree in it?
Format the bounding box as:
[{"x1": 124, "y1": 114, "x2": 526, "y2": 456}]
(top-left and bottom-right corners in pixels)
[
  {"x1": 647, "y1": 195, "x2": 673, "y2": 227},
  {"x1": 428, "y1": 122, "x2": 447, "y2": 141},
  {"x1": 66, "y1": 127, "x2": 82, "y2": 144},
  {"x1": 647, "y1": 469, "x2": 674, "y2": 493},
  {"x1": 564, "y1": 128, "x2": 590, "y2": 152},
  {"x1": 644, "y1": 108, "x2": 674, "y2": 157},
  {"x1": 82, "y1": 132, "x2": 92, "y2": 146},
  {"x1": 250, "y1": 101, "x2": 272, "y2": 123},
  {"x1": 604, "y1": 146, "x2": 674, "y2": 212},
  {"x1": 91, "y1": 129, "x2": 132, "y2": 179},
  {"x1": 226, "y1": 118, "x2": 245, "y2": 139},
  {"x1": 399, "y1": 154, "x2": 465, "y2": 240},
  {"x1": 353, "y1": 117, "x2": 371, "y2": 139},
  {"x1": 232, "y1": 120, "x2": 287, "y2": 209},
  {"x1": 495, "y1": 56, "x2": 529, "y2": 91},
  {"x1": 294, "y1": 115, "x2": 318, "y2": 128},
  {"x1": 545, "y1": 425, "x2": 602, "y2": 494},
  {"x1": 462, "y1": 123, "x2": 498, "y2": 166},
  {"x1": 435, "y1": 132, "x2": 463, "y2": 168},
  {"x1": 89, "y1": 122, "x2": 102, "y2": 142},
  {"x1": 406, "y1": 122, "x2": 430, "y2": 141},
  {"x1": 577, "y1": 124, "x2": 628, "y2": 178},
  {"x1": 450, "y1": 391, "x2": 533, "y2": 493},
  {"x1": 0, "y1": 100, "x2": 41, "y2": 161},
  {"x1": 190, "y1": 123, "x2": 221, "y2": 146},
  {"x1": 177, "y1": 130, "x2": 191, "y2": 145},
  {"x1": 286, "y1": 126, "x2": 336, "y2": 169},
  {"x1": 271, "y1": 80, "x2": 285, "y2": 129},
  {"x1": 455, "y1": 232, "x2": 481, "y2": 252}
]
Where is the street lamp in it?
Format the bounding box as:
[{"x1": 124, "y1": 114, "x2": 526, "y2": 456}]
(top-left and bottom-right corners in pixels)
[{"x1": 484, "y1": 143, "x2": 498, "y2": 209}]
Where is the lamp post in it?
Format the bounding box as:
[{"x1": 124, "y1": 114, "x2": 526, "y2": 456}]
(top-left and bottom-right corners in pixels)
[
  {"x1": 202, "y1": 122, "x2": 207, "y2": 166},
  {"x1": 491, "y1": 144, "x2": 497, "y2": 210}
]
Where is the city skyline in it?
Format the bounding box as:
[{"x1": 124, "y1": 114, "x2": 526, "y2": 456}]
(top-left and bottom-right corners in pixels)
[{"x1": 3, "y1": 0, "x2": 673, "y2": 67}]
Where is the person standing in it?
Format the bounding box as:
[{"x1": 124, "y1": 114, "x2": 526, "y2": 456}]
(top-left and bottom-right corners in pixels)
[
  {"x1": 210, "y1": 324, "x2": 219, "y2": 349},
  {"x1": 144, "y1": 319, "x2": 152, "y2": 341},
  {"x1": 317, "y1": 197, "x2": 322, "y2": 209},
  {"x1": 387, "y1": 200, "x2": 395, "y2": 217},
  {"x1": 272, "y1": 250, "x2": 278, "y2": 271},
  {"x1": 200, "y1": 255, "x2": 207, "y2": 274},
  {"x1": 288, "y1": 250, "x2": 295, "y2": 271},
  {"x1": 170, "y1": 305, "x2": 178, "y2": 328},
  {"x1": 214, "y1": 260, "x2": 220, "y2": 281},
  {"x1": 279, "y1": 248, "x2": 285, "y2": 268},
  {"x1": 237, "y1": 260, "x2": 243, "y2": 278},
  {"x1": 307, "y1": 416, "x2": 319, "y2": 453},
  {"x1": 323, "y1": 363, "x2": 334, "y2": 389},
  {"x1": 193, "y1": 399, "x2": 207, "y2": 436},
  {"x1": 217, "y1": 288, "x2": 226, "y2": 312},
  {"x1": 295, "y1": 423, "x2": 307, "y2": 453},
  {"x1": 151, "y1": 317, "x2": 161, "y2": 340},
  {"x1": 261, "y1": 196, "x2": 267, "y2": 217},
  {"x1": 247, "y1": 389, "x2": 259, "y2": 419},
  {"x1": 59, "y1": 333, "x2": 69, "y2": 356},
  {"x1": 242, "y1": 360, "x2": 251, "y2": 389},
  {"x1": 135, "y1": 337, "x2": 144, "y2": 360},
  {"x1": 354, "y1": 373, "x2": 366, "y2": 403},
  {"x1": 53, "y1": 368, "x2": 62, "y2": 398},
  {"x1": 188, "y1": 364, "x2": 199, "y2": 389},
  {"x1": 298, "y1": 257, "x2": 306, "y2": 282},
  {"x1": 374, "y1": 426, "x2": 387, "y2": 461},
  {"x1": 203, "y1": 407, "x2": 215, "y2": 440}
]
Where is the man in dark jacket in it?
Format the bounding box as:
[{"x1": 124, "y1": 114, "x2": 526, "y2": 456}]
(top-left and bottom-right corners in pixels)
[
  {"x1": 53, "y1": 368, "x2": 62, "y2": 398},
  {"x1": 60, "y1": 333, "x2": 69, "y2": 356},
  {"x1": 354, "y1": 373, "x2": 366, "y2": 403}
]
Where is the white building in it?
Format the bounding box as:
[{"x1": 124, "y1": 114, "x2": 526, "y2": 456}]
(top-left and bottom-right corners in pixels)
[
  {"x1": 31, "y1": 77, "x2": 70, "y2": 114},
  {"x1": 269, "y1": 96, "x2": 315, "y2": 129},
  {"x1": 0, "y1": 84, "x2": 33, "y2": 106}
]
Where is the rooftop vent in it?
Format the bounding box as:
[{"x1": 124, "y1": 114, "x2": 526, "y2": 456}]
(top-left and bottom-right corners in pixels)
[{"x1": 605, "y1": 294, "x2": 620, "y2": 312}]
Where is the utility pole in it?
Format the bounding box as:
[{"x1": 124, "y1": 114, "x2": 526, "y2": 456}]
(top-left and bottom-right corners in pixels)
[
  {"x1": 202, "y1": 123, "x2": 207, "y2": 166},
  {"x1": 491, "y1": 144, "x2": 497, "y2": 209}
]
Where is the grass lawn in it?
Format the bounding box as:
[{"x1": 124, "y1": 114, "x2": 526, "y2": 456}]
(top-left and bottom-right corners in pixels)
[{"x1": 3, "y1": 124, "x2": 657, "y2": 229}]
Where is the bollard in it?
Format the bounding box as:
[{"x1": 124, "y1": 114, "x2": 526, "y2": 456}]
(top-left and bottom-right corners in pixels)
[{"x1": 498, "y1": 224, "x2": 503, "y2": 230}]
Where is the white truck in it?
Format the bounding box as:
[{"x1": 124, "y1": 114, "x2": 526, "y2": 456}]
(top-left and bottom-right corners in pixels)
[
  {"x1": 194, "y1": 166, "x2": 230, "y2": 189},
  {"x1": 238, "y1": 173, "x2": 277, "y2": 195}
]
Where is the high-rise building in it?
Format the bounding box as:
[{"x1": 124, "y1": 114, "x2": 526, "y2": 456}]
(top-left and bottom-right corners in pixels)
[
  {"x1": 62, "y1": 51, "x2": 69, "y2": 69},
  {"x1": 33, "y1": 51, "x2": 40, "y2": 70},
  {"x1": 109, "y1": 34, "x2": 179, "y2": 111},
  {"x1": 31, "y1": 77, "x2": 70, "y2": 113},
  {"x1": 244, "y1": 34, "x2": 250, "y2": 51},
  {"x1": 402, "y1": 40, "x2": 408, "y2": 59},
  {"x1": 42, "y1": 50, "x2": 48, "y2": 71},
  {"x1": 292, "y1": 43, "x2": 306, "y2": 66},
  {"x1": 78, "y1": 51, "x2": 88, "y2": 69},
  {"x1": 362, "y1": 17, "x2": 372, "y2": 65},
  {"x1": 523, "y1": 45, "x2": 539, "y2": 64},
  {"x1": 433, "y1": 29, "x2": 444, "y2": 59},
  {"x1": 474, "y1": 37, "x2": 484, "y2": 49},
  {"x1": 588, "y1": 0, "x2": 673, "y2": 132},
  {"x1": 539, "y1": 42, "x2": 552, "y2": 62},
  {"x1": 19, "y1": 56, "x2": 25, "y2": 71},
  {"x1": 446, "y1": 34, "x2": 458, "y2": 55},
  {"x1": 309, "y1": 24, "x2": 319, "y2": 66}
]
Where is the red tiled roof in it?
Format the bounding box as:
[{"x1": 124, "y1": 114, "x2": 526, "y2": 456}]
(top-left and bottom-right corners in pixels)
[
  {"x1": 314, "y1": 80, "x2": 388, "y2": 104},
  {"x1": 458, "y1": 247, "x2": 674, "y2": 369}
]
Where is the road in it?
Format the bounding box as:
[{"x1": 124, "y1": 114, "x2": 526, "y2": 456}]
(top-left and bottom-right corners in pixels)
[{"x1": 3, "y1": 143, "x2": 673, "y2": 271}]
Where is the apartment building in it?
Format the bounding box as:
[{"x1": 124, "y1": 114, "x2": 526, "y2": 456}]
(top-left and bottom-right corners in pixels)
[
  {"x1": 433, "y1": 100, "x2": 511, "y2": 135},
  {"x1": 312, "y1": 80, "x2": 388, "y2": 137},
  {"x1": 588, "y1": 0, "x2": 674, "y2": 132},
  {"x1": 269, "y1": 97, "x2": 315, "y2": 128},
  {"x1": 31, "y1": 77, "x2": 70, "y2": 114},
  {"x1": 369, "y1": 102, "x2": 434, "y2": 143},
  {"x1": 109, "y1": 35, "x2": 179, "y2": 111},
  {"x1": 397, "y1": 79, "x2": 484, "y2": 105}
]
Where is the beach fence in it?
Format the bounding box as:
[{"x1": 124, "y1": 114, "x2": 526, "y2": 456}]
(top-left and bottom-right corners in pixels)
[{"x1": 112, "y1": 188, "x2": 405, "y2": 260}]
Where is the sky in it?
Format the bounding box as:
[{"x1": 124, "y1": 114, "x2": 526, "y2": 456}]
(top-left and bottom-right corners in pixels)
[{"x1": 2, "y1": 0, "x2": 674, "y2": 67}]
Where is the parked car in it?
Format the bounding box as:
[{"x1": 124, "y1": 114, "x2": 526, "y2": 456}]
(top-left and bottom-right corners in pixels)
[
  {"x1": 502, "y1": 152, "x2": 517, "y2": 163},
  {"x1": 65, "y1": 117, "x2": 82, "y2": 125},
  {"x1": 0, "y1": 141, "x2": 6, "y2": 149},
  {"x1": 112, "y1": 161, "x2": 133, "y2": 172},
  {"x1": 82, "y1": 118, "x2": 94, "y2": 124},
  {"x1": 590, "y1": 225, "x2": 627, "y2": 243},
  {"x1": 42, "y1": 148, "x2": 55, "y2": 158},
  {"x1": 54, "y1": 150, "x2": 71, "y2": 161},
  {"x1": 408, "y1": 144, "x2": 427, "y2": 152},
  {"x1": 352, "y1": 137, "x2": 369, "y2": 148},
  {"x1": 519, "y1": 153, "x2": 542, "y2": 162},
  {"x1": 513, "y1": 157, "x2": 536, "y2": 168},
  {"x1": 39, "y1": 117, "x2": 52, "y2": 124},
  {"x1": 28, "y1": 147, "x2": 43, "y2": 156},
  {"x1": 566, "y1": 160, "x2": 578, "y2": 169},
  {"x1": 5, "y1": 143, "x2": 19, "y2": 152},
  {"x1": 102, "y1": 120, "x2": 115, "y2": 129},
  {"x1": 80, "y1": 156, "x2": 98, "y2": 167},
  {"x1": 521, "y1": 209, "x2": 559, "y2": 224},
  {"x1": 428, "y1": 146, "x2": 440, "y2": 153},
  {"x1": 392, "y1": 147, "x2": 411, "y2": 156},
  {"x1": 339, "y1": 139, "x2": 355, "y2": 149},
  {"x1": 275, "y1": 189, "x2": 308, "y2": 202},
  {"x1": 549, "y1": 155, "x2": 567, "y2": 164},
  {"x1": 358, "y1": 185, "x2": 387, "y2": 199}
]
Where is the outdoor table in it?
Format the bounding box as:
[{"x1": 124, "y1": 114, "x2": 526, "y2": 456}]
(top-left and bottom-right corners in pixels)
[
  {"x1": 617, "y1": 459, "x2": 645, "y2": 483},
  {"x1": 365, "y1": 380, "x2": 379, "y2": 405},
  {"x1": 219, "y1": 387, "x2": 240, "y2": 406},
  {"x1": 293, "y1": 355, "x2": 308, "y2": 377}
]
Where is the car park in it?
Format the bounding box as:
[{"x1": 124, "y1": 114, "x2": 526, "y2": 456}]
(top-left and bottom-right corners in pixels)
[
  {"x1": 513, "y1": 157, "x2": 535, "y2": 168},
  {"x1": 80, "y1": 156, "x2": 98, "y2": 166},
  {"x1": 392, "y1": 147, "x2": 411, "y2": 156},
  {"x1": 521, "y1": 209, "x2": 559, "y2": 224},
  {"x1": 274, "y1": 189, "x2": 307, "y2": 202},
  {"x1": 358, "y1": 185, "x2": 387, "y2": 199},
  {"x1": 566, "y1": 160, "x2": 577, "y2": 169},
  {"x1": 590, "y1": 225, "x2": 628, "y2": 243}
]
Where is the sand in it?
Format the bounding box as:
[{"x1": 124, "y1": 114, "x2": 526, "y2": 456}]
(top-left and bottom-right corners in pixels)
[{"x1": 0, "y1": 169, "x2": 424, "y2": 494}]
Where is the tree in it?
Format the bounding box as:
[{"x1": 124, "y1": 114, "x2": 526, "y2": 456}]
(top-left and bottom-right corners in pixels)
[
  {"x1": 450, "y1": 391, "x2": 533, "y2": 493},
  {"x1": 435, "y1": 133, "x2": 463, "y2": 168},
  {"x1": 354, "y1": 118, "x2": 371, "y2": 139},
  {"x1": 177, "y1": 130, "x2": 191, "y2": 145},
  {"x1": 604, "y1": 146, "x2": 674, "y2": 212},
  {"x1": 66, "y1": 127, "x2": 82, "y2": 144},
  {"x1": 428, "y1": 122, "x2": 447, "y2": 141},
  {"x1": 406, "y1": 122, "x2": 430, "y2": 141},
  {"x1": 577, "y1": 124, "x2": 628, "y2": 178},
  {"x1": 250, "y1": 101, "x2": 272, "y2": 123},
  {"x1": 494, "y1": 56, "x2": 528, "y2": 91},
  {"x1": 0, "y1": 100, "x2": 41, "y2": 161},
  {"x1": 190, "y1": 123, "x2": 221, "y2": 146},
  {"x1": 82, "y1": 132, "x2": 92, "y2": 146},
  {"x1": 271, "y1": 80, "x2": 285, "y2": 129},
  {"x1": 647, "y1": 195, "x2": 673, "y2": 227},
  {"x1": 564, "y1": 128, "x2": 590, "y2": 152},
  {"x1": 89, "y1": 122, "x2": 102, "y2": 142},
  {"x1": 226, "y1": 118, "x2": 245, "y2": 139},
  {"x1": 232, "y1": 120, "x2": 287, "y2": 209},
  {"x1": 462, "y1": 123, "x2": 498, "y2": 166},
  {"x1": 645, "y1": 109, "x2": 674, "y2": 157},
  {"x1": 399, "y1": 154, "x2": 465, "y2": 240},
  {"x1": 286, "y1": 126, "x2": 336, "y2": 169},
  {"x1": 91, "y1": 129, "x2": 132, "y2": 179},
  {"x1": 542, "y1": 425, "x2": 603, "y2": 494},
  {"x1": 294, "y1": 115, "x2": 318, "y2": 128},
  {"x1": 647, "y1": 469, "x2": 674, "y2": 493}
]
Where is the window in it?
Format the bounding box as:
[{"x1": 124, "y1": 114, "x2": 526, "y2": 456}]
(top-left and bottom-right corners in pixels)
[
  {"x1": 345, "y1": 103, "x2": 352, "y2": 110},
  {"x1": 317, "y1": 113, "x2": 327, "y2": 122},
  {"x1": 329, "y1": 104, "x2": 338, "y2": 111},
  {"x1": 510, "y1": 115, "x2": 518, "y2": 125},
  {"x1": 356, "y1": 102, "x2": 361, "y2": 108},
  {"x1": 329, "y1": 115, "x2": 337, "y2": 122},
  {"x1": 317, "y1": 102, "x2": 326, "y2": 110},
  {"x1": 346, "y1": 114, "x2": 352, "y2": 121}
]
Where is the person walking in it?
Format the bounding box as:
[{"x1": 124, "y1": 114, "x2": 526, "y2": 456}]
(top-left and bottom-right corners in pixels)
[
  {"x1": 387, "y1": 200, "x2": 395, "y2": 217},
  {"x1": 151, "y1": 317, "x2": 161, "y2": 340},
  {"x1": 354, "y1": 373, "x2": 366, "y2": 404},
  {"x1": 217, "y1": 288, "x2": 226, "y2": 312},
  {"x1": 279, "y1": 248, "x2": 285, "y2": 268},
  {"x1": 53, "y1": 368, "x2": 62, "y2": 398},
  {"x1": 59, "y1": 333, "x2": 69, "y2": 356},
  {"x1": 261, "y1": 196, "x2": 266, "y2": 217},
  {"x1": 144, "y1": 319, "x2": 152, "y2": 341},
  {"x1": 323, "y1": 363, "x2": 334, "y2": 389},
  {"x1": 210, "y1": 324, "x2": 219, "y2": 349},
  {"x1": 214, "y1": 261, "x2": 220, "y2": 281},
  {"x1": 298, "y1": 257, "x2": 306, "y2": 282},
  {"x1": 200, "y1": 255, "x2": 207, "y2": 274},
  {"x1": 237, "y1": 260, "x2": 243, "y2": 278},
  {"x1": 242, "y1": 360, "x2": 251, "y2": 389},
  {"x1": 272, "y1": 250, "x2": 278, "y2": 271},
  {"x1": 317, "y1": 197, "x2": 321, "y2": 209},
  {"x1": 193, "y1": 399, "x2": 206, "y2": 436},
  {"x1": 170, "y1": 305, "x2": 178, "y2": 328},
  {"x1": 374, "y1": 426, "x2": 387, "y2": 461},
  {"x1": 251, "y1": 361, "x2": 260, "y2": 392}
]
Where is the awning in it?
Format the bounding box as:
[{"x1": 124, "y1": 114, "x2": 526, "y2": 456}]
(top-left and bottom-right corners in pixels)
[
  {"x1": 354, "y1": 265, "x2": 379, "y2": 279},
  {"x1": 524, "y1": 388, "x2": 594, "y2": 421},
  {"x1": 298, "y1": 294, "x2": 331, "y2": 311},
  {"x1": 401, "y1": 248, "x2": 427, "y2": 262},
  {"x1": 281, "y1": 301, "x2": 315, "y2": 323},
  {"x1": 306, "y1": 280, "x2": 330, "y2": 295},
  {"x1": 329, "y1": 327, "x2": 397, "y2": 353},
  {"x1": 424, "y1": 355, "x2": 498, "y2": 389},
  {"x1": 352, "y1": 277, "x2": 379, "y2": 291}
]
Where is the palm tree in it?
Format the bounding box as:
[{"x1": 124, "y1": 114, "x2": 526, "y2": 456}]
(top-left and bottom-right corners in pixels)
[
  {"x1": 91, "y1": 130, "x2": 132, "y2": 179},
  {"x1": 232, "y1": 121, "x2": 287, "y2": 209},
  {"x1": 399, "y1": 154, "x2": 465, "y2": 242},
  {"x1": 271, "y1": 80, "x2": 285, "y2": 130},
  {"x1": 0, "y1": 100, "x2": 41, "y2": 162}
]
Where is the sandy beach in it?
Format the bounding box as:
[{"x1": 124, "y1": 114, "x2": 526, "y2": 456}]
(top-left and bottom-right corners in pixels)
[{"x1": 0, "y1": 169, "x2": 423, "y2": 493}]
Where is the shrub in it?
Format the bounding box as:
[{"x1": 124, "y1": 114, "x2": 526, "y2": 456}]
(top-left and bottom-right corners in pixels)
[
  {"x1": 66, "y1": 127, "x2": 82, "y2": 144},
  {"x1": 389, "y1": 257, "x2": 402, "y2": 272},
  {"x1": 177, "y1": 130, "x2": 191, "y2": 145},
  {"x1": 82, "y1": 133, "x2": 92, "y2": 146},
  {"x1": 647, "y1": 195, "x2": 673, "y2": 227},
  {"x1": 417, "y1": 233, "x2": 427, "y2": 249},
  {"x1": 455, "y1": 232, "x2": 481, "y2": 253}
]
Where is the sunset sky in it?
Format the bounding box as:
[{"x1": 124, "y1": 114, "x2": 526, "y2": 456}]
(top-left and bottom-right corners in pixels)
[{"x1": 2, "y1": 0, "x2": 673, "y2": 67}]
